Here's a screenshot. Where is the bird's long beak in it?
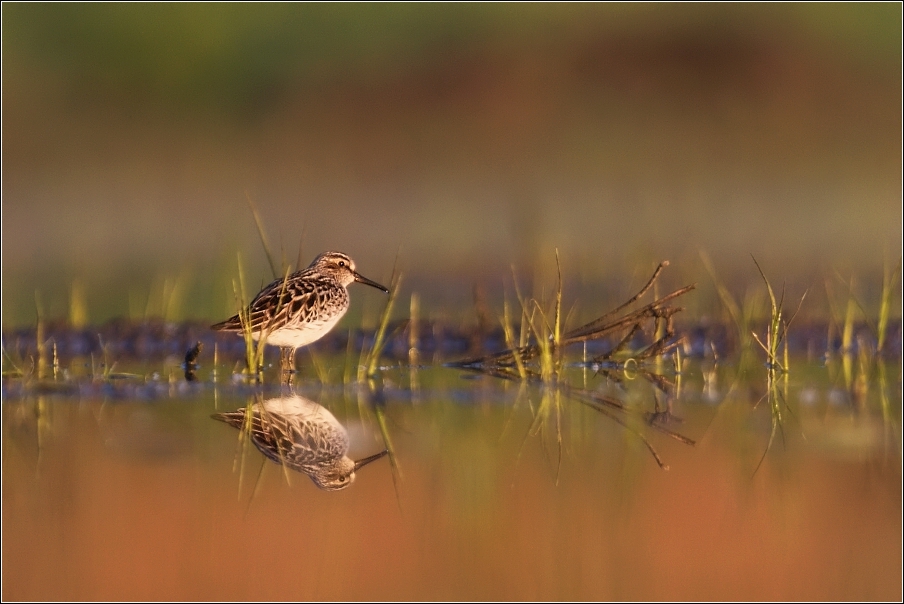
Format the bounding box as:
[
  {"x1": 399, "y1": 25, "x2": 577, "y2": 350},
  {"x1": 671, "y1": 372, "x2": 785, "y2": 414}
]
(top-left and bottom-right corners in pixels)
[
  {"x1": 354, "y1": 272, "x2": 390, "y2": 293},
  {"x1": 354, "y1": 449, "x2": 389, "y2": 471}
]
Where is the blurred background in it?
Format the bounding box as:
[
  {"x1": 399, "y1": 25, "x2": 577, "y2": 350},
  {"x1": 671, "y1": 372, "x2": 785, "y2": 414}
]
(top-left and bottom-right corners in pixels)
[{"x1": 2, "y1": 3, "x2": 901, "y2": 327}]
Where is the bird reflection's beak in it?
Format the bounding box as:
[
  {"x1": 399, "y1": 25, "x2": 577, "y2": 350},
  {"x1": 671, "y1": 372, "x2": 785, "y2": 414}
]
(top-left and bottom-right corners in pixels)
[
  {"x1": 354, "y1": 272, "x2": 390, "y2": 293},
  {"x1": 354, "y1": 449, "x2": 389, "y2": 471}
]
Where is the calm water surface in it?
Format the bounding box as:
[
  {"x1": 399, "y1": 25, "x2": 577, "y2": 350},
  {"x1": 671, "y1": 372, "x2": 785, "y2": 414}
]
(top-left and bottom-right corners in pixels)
[{"x1": 2, "y1": 358, "x2": 901, "y2": 600}]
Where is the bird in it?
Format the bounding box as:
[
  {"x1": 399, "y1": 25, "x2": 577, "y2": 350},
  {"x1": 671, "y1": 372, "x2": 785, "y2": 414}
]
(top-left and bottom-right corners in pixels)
[
  {"x1": 211, "y1": 251, "x2": 388, "y2": 379},
  {"x1": 212, "y1": 394, "x2": 388, "y2": 490}
]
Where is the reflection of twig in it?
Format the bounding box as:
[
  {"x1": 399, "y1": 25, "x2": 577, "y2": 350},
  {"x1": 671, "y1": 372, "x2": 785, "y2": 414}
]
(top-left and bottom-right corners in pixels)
[
  {"x1": 754, "y1": 367, "x2": 801, "y2": 476},
  {"x1": 567, "y1": 386, "x2": 696, "y2": 447},
  {"x1": 457, "y1": 361, "x2": 696, "y2": 468},
  {"x1": 582, "y1": 400, "x2": 670, "y2": 470}
]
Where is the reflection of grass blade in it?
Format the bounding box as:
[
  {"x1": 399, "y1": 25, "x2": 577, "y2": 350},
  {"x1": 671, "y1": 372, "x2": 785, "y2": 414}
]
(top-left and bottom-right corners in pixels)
[
  {"x1": 360, "y1": 382, "x2": 403, "y2": 511},
  {"x1": 228, "y1": 397, "x2": 292, "y2": 515},
  {"x1": 877, "y1": 361, "x2": 893, "y2": 458},
  {"x1": 374, "y1": 403, "x2": 402, "y2": 484},
  {"x1": 499, "y1": 381, "x2": 529, "y2": 442},
  {"x1": 754, "y1": 370, "x2": 786, "y2": 475},
  {"x1": 526, "y1": 387, "x2": 562, "y2": 483},
  {"x1": 552, "y1": 388, "x2": 563, "y2": 485},
  {"x1": 233, "y1": 397, "x2": 256, "y2": 499}
]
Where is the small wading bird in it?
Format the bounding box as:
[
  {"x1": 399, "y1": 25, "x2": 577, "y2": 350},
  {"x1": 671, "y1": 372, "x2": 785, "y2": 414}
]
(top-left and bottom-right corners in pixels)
[
  {"x1": 211, "y1": 251, "x2": 388, "y2": 379},
  {"x1": 212, "y1": 394, "x2": 388, "y2": 490}
]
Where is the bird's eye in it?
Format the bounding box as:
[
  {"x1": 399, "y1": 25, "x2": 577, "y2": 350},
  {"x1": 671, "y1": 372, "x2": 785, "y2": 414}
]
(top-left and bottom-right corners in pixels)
[
  {"x1": 338, "y1": 261, "x2": 346, "y2": 267},
  {"x1": 339, "y1": 476, "x2": 347, "y2": 482}
]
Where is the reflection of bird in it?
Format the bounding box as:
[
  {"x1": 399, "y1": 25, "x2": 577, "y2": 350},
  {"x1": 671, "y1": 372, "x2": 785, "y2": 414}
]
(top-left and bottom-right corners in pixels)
[
  {"x1": 212, "y1": 394, "x2": 387, "y2": 490},
  {"x1": 211, "y1": 251, "x2": 388, "y2": 375}
]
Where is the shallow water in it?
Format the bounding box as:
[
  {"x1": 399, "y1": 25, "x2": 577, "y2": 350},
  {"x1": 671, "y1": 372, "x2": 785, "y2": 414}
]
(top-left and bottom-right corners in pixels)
[{"x1": 2, "y1": 358, "x2": 901, "y2": 600}]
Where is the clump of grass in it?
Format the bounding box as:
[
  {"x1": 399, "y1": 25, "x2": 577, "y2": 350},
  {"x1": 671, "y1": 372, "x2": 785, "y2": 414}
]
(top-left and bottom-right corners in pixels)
[
  {"x1": 232, "y1": 396, "x2": 264, "y2": 501},
  {"x1": 829, "y1": 258, "x2": 901, "y2": 361},
  {"x1": 743, "y1": 256, "x2": 808, "y2": 472},
  {"x1": 823, "y1": 266, "x2": 896, "y2": 396},
  {"x1": 500, "y1": 295, "x2": 527, "y2": 380},
  {"x1": 232, "y1": 253, "x2": 269, "y2": 383},
  {"x1": 455, "y1": 258, "x2": 694, "y2": 379},
  {"x1": 534, "y1": 249, "x2": 564, "y2": 381},
  {"x1": 749, "y1": 256, "x2": 807, "y2": 372}
]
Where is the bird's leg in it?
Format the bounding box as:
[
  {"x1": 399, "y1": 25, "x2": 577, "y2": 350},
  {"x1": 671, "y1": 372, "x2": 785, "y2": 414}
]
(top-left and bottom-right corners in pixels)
[{"x1": 279, "y1": 347, "x2": 296, "y2": 385}]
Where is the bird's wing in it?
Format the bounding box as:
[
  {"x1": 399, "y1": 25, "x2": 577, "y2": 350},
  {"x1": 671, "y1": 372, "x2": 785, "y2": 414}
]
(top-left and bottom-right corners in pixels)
[{"x1": 211, "y1": 272, "x2": 322, "y2": 333}]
